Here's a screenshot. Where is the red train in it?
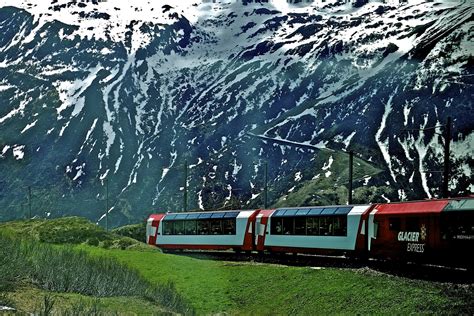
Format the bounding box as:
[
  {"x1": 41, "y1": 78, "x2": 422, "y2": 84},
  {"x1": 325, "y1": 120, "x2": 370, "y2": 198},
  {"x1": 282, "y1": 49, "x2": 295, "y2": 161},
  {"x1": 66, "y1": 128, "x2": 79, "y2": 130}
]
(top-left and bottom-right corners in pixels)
[{"x1": 146, "y1": 197, "x2": 474, "y2": 268}]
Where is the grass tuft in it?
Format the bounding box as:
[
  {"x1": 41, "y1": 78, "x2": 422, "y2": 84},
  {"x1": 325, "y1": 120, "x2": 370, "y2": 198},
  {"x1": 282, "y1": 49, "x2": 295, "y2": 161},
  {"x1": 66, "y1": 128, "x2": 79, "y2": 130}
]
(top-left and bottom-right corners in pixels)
[{"x1": 0, "y1": 234, "x2": 193, "y2": 315}]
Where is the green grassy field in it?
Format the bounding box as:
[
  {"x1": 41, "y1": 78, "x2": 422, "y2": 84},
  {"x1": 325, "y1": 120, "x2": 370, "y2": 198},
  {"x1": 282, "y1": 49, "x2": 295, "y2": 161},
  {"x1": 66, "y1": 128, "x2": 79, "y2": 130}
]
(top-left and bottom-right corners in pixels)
[
  {"x1": 83, "y1": 247, "x2": 474, "y2": 315},
  {"x1": 1, "y1": 217, "x2": 473, "y2": 315},
  {"x1": 0, "y1": 218, "x2": 190, "y2": 314},
  {"x1": 1, "y1": 286, "x2": 168, "y2": 315}
]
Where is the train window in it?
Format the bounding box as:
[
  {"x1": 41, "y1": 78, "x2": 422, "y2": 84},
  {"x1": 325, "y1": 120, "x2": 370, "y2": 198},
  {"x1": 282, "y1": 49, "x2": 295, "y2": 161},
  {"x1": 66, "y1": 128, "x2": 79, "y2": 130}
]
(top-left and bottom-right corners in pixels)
[
  {"x1": 223, "y1": 219, "x2": 236, "y2": 234},
  {"x1": 319, "y1": 216, "x2": 332, "y2": 235},
  {"x1": 296, "y1": 209, "x2": 310, "y2": 216},
  {"x1": 163, "y1": 214, "x2": 177, "y2": 221},
  {"x1": 294, "y1": 217, "x2": 306, "y2": 235},
  {"x1": 187, "y1": 213, "x2": 200, "y2": 219},
  {"x1": 282, "y1": 217, "x2": 294, "y2": 235},
  {"x1": 174, "y1": 221, "x2": 185, "y2": 235},
  {"x1": 273, "y1": 210, "x2": 286, "y2": 217},
  {"x1": 307, "y1": 217, "x2": 319, "y2": 235},
  {"x1": 284, "y1": 209, "x2": 298, "y2": 217},
  {"x1": 441, "y1": 213, "x2": 474, "y2": 240},
  {"x1": 333, "y1": 216, "x2": 347, "y2": 236},
  {"x1": 335, "y1": 207, "x2": 352, "y2": 215},
  {"x1": 406, "y1": 218, "x2": 419, "y2": 231},
  {"x1": 389, "y1": 218, "x2": 401, "y2": 231},
  {"x1": 175, "y1": 214, "x2": 188, "y2": 220},
  {"x1": 163, "y1": 222, "x2": 172, "y2": 235},
  {"x1": 321, "y1": 208, "x2": 337, "y2": 215},
  {"x1": 185, "y1": 220, "x2": 197, "y2": 235},
  {"x1": 211, "y1": 213, "x2": 225, "y2": 219},
  {"x1": 210, "y1": 220, "x2": 223, "y2": 234},
  {"x1": 271, "y1": 217, "x2": 283, "y2": 235},
  {"x1": 224, "y1": 212, "x2": 239, "y2": 218},
  {"x1": 308, "y1": 208, "x2": 323, "y2": 216},
  {"x1": 198, "y1": 213, "x2": 212, "y2": 219},
  {"x1": 197, "y1": 220, "x2": 210, "y2": 235}
]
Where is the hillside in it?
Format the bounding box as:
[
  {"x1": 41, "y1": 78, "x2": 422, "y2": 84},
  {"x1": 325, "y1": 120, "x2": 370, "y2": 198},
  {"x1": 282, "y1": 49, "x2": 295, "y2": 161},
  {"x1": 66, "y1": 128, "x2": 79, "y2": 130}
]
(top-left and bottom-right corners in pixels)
[
  {"x1": 0, "y1": 216, "x2": 144, "y2": 249},
  {"x1": 0, "y1": 0, "x2": 472, "y2": 226},
  {"x1": 0, "y1": 222, "x2": 191, "y2": 314},
  {"x1": 1, "y1": 217, "x2": 473, "y2": 314}
]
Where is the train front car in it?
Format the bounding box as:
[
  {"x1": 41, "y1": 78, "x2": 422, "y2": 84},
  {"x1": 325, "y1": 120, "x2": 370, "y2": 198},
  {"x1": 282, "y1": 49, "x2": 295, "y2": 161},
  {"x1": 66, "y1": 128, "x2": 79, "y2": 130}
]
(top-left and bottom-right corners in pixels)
[
  {"x1": 146, "y1": 214, "x2": 165, "y2": 245},
  {"x1": 255, "y1": 205, "x2": 372, "y2": 256},
  {"x1": 439, "y1": 197, "x2": 474, "y2": 268},
  {"x1": 146, "y1": 209, "x2": 260, "y2": 252},
  {"x1": 367, "y1": 197, "x2": 474, "y2": 268}
]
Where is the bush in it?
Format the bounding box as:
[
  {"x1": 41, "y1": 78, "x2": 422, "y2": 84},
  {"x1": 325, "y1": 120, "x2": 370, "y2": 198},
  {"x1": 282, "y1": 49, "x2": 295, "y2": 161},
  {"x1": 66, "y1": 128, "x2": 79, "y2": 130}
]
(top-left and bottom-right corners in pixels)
[
  {"x1": 0, "y1": 234, "x2": 193, "y2": 315},
  {"x1": 112, "y1": 222, "x2": 146, "y2": 242}
]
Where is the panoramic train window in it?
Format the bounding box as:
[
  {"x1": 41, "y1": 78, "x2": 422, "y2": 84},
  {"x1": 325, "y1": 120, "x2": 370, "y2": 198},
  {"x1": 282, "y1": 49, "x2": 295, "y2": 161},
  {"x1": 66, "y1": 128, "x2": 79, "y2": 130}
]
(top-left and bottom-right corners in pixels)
[
  {"x1": 174, "y1": 221, "x2": 185, "y2": 235},
  {"x1": 306, "y1": 217, "x2": 319, "y2": 235},
  {"x1": 271, "y1": 217, "x2": 283, "y2": 234},
  {"x1": 270, "y1": 214, "x2": 347, "y2": 236},
  {"x1": 333, "y1": 216, "x2": 347, "y2": 236},
  {"x1": 185, "y1": 220, "x2": 197, "y2": 235},
  {"x1": 282, "y1": 217, "x2": 294, "y2": 234},
  {"x1": 197, "y1": 220, "x2": 210, "y2": 235},
  {"x1": 441, "y1": 213, "x2": 474, "y2": 240},
  {"x1": 210, "y1": 219, "x2": 223, "y2": 234},
  {"x1": 163, "y1": 222, "x2": 172, "y2": 235},
  {"x1": 223, "y1": 219, "x2": 236, "y2": 234},
  {"x1": 294, "y1": 217, "x2": 306, "y2": 235},
  {"x1": 161, "y1": 212, "x2": 237, "y2": 235}
]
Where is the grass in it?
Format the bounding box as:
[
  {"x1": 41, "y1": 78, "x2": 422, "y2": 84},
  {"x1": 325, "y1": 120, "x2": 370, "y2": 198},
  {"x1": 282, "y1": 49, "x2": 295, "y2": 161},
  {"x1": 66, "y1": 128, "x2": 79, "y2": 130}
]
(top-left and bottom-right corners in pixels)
[
  {"x1": 82, "y1": 247, "x2": 474, "y2": 315},
  {"x1": 0, "y1": 216, "x2": 145, "y2": 249},
  {"x1": 0, "y1": 233, "x2": 192, "y2": 314},
  {"x1": 2, "y1": 286, "x2": 167, "y2": 315},
  {"x1": 2, "y1": 218, "x2": 472, "y2": 315},
  {"x1": 273, "y1": 149, "x2": 384, "y2": 207},
  {"x1": 112, "y1": 222, "x2": 146, "y2": 242}
]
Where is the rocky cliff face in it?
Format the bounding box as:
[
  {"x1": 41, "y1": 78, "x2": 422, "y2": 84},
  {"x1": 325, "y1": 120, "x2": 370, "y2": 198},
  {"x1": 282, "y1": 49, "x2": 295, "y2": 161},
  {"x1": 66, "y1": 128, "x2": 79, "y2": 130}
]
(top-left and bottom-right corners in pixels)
[{"x1": 0, "y1": 0, "x2": 472, "y2": 226}]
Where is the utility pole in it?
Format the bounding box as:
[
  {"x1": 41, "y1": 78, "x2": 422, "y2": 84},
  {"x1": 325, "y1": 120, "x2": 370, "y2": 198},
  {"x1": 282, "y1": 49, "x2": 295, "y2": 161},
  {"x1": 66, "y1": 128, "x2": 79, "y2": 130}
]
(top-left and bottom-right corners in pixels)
[
  {"x1": 183, "y1": 160, "x2": 188, "y2": 212},
  {"x1": 442, "y1": 116, "x2": 451, "y2": 198},
  {"x1": 28, "y1": 186, "x2": 32, "y2": 219},
  {"x1": 263, "y1": 161, "x2": 268, "y2": 209},
  {"x1": 348, "y1": 150, "x2": 353, "y2": 205},
  {"x1": 106, "y1": 178, "x2": 109, "y2": 231}
]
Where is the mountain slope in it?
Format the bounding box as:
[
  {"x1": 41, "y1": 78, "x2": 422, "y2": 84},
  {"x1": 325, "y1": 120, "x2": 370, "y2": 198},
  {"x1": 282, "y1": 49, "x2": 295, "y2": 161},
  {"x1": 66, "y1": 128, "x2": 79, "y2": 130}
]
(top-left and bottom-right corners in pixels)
[{"x1": 0, "y1": 0, "x2": 472, "y2": 226}]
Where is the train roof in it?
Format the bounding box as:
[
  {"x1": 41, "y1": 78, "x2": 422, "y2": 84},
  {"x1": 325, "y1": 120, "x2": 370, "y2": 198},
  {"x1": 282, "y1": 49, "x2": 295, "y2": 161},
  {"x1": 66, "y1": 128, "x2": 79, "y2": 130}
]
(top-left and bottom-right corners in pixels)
[
  {"x1": 160, "y1": 209, "x2": 257, "y2": 220},
  {"x1": 272, "y1": 204, "x2": 371, "y2": 217},
  {"x1": 443, "y1": 198, "x2": 474, "y2": 212},
  {"x1": 374, "y1": 199, "x2": 449, "y2": 215}
]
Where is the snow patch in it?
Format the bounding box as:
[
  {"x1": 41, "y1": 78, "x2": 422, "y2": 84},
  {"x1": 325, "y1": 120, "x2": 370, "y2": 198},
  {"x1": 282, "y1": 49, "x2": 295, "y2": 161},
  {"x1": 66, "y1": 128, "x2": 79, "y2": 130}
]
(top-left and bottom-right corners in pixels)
[
  {"x1": 12, "y1": 145, "x2": 25, "y2": 160},
  {"x1": 20, "y1": 119, "x2": 37, "y2": 134}
]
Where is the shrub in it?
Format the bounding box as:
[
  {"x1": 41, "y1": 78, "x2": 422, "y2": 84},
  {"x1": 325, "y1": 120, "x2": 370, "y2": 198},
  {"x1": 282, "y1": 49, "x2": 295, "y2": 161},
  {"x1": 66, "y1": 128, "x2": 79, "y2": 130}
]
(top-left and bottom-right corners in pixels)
[
  {"x1": 112, "y1": 222, "x2": 146, "y2": 242},
  {"x1": 0, "y1": 234, "x2": 193, "y2": 315}
]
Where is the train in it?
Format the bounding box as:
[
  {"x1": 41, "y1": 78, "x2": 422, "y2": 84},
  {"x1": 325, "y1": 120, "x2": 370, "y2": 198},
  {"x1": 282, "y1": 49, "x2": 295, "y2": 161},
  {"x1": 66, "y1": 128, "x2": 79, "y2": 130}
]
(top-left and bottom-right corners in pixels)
[{"x1": 146, "y1": 197, "x2": 474, "y2": 268}]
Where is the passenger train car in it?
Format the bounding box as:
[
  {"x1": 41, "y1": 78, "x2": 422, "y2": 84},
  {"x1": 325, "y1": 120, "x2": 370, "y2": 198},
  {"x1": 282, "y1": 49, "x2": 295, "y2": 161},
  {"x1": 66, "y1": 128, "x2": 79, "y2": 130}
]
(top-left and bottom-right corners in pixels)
[{"x1": 146, "y1": 197, "x2": 474, "y2": 267}]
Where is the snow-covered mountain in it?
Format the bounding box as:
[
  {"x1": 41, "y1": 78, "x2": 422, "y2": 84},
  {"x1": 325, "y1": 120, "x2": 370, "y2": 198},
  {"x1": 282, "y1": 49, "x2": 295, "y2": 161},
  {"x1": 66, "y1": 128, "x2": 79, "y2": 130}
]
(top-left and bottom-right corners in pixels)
[{"x1": 0, "y1": 0, "x2": 472, "y2": 226}]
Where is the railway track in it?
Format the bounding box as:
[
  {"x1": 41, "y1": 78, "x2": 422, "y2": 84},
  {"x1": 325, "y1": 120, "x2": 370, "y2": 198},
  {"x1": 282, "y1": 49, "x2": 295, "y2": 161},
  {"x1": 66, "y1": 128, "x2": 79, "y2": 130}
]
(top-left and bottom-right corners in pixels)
[{"x1": 167, "y1": 250, "x2": 474, "y2": 284}]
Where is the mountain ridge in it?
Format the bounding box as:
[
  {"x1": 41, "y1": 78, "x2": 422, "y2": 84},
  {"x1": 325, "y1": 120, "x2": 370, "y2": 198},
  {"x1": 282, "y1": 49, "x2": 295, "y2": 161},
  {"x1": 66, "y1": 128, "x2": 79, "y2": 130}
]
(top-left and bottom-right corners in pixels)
[{"x1": 0, "y1": 0, "x2": 472, "y2": 226}]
